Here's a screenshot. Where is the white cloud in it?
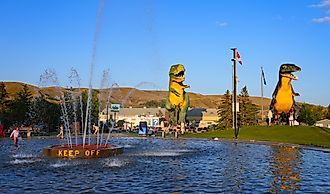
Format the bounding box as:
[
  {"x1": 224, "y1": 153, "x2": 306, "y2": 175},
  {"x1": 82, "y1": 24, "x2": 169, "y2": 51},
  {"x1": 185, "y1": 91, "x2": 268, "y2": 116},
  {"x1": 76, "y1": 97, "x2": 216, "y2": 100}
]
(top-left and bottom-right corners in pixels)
[
  {"x1": 312, "y1": 16, "x2": 330, "y2": 22},
  {"x1": 310, "y1": 0, "x2": 330, "y2": 7},
  {"x1": 216, "y1": 21, "x2": 228, "y2": 27},
  {"x1": 310, "y1": 1, "x2": 330, "y2": 23}
]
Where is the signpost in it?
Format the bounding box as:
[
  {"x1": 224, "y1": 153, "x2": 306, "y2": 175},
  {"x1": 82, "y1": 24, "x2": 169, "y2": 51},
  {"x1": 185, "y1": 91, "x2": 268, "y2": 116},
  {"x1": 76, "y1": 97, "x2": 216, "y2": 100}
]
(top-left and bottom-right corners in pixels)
[
  {"x1": 110, "y1": 103, "x2": 120, "y2": 123},
  {"x1": 110, "y1": 104, "x2": 121, "y2": 112}
]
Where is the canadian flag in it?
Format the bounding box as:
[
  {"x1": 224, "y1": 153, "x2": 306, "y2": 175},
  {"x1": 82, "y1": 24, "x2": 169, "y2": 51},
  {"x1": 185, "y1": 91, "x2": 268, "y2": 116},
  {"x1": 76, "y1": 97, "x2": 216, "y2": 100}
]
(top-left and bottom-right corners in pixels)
[{"x1": 235, "y1": 50, "x2": 243, "y2": 65}]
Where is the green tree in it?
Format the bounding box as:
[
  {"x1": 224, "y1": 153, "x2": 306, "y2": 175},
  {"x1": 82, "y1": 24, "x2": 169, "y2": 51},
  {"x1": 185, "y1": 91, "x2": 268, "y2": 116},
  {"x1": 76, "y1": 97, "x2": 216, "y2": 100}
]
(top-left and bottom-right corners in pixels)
[
  {"x1": 298, "y1": 103, "x2": 324, "y2": 125},
  {"x1": 238, "y1": 86, "x2": 258, "y2": 126},
  {"x1": 0, "y1": 82, "x2": 10, "y2": 124},
  {"x1": 216, "y1": 90, "x2": 232, "y2": 129},
  {"x1": 327, "y1": 104, "x2": 330, "y2": 119},
  {"x1": 30, "y1": 93, "x2": 61, "y2": 132},
  {"x1": 8, "y1": 84, "x2": 33, "y2": 126}
]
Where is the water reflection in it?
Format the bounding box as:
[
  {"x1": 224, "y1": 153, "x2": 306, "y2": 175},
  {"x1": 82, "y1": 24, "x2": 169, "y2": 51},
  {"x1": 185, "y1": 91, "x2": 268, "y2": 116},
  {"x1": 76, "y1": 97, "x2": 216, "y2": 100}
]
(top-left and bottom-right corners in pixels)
[
  {"x1": 270, "y1": 146, "x2": 302, "y2": 193},
  {"x1": 222, "y1": 143, "x2": 245, "y2": 193}
]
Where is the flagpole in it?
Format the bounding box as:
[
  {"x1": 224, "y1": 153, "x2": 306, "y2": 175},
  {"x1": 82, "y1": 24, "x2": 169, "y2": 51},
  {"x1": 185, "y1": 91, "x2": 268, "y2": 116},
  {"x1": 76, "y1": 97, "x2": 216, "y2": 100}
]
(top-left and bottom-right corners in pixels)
[
  {"x1": 231, "y1": 48, "x2": 238, "y2": 138},
  {"x1": 232, "y1": 59, "x2": 235, "y2": 129},
  {"x1": 261, "y1": 67, "x2": 264, "y2": 122}
]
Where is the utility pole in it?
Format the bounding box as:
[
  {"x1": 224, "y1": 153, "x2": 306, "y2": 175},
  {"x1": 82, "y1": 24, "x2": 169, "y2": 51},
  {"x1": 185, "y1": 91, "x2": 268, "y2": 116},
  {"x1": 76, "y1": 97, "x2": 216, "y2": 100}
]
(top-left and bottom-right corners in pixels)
[
  {"x1": 260, "y1": 67, "x2": 264, "y2": 122},
  {"x1": 231, "y1": 48, "x2": 238, "y2": 138}
]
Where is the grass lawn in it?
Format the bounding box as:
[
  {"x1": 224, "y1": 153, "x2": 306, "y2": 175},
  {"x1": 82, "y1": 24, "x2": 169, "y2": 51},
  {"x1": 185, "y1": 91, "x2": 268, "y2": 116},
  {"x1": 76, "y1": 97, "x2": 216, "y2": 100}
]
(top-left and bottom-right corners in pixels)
[{"x1": 183, "y1": 125, "x2": 330, "y2": 148}]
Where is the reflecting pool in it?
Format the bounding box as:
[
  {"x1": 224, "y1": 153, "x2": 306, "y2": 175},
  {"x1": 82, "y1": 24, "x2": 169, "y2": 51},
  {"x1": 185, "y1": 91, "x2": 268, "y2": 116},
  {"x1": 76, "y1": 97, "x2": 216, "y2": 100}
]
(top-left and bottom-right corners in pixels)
[{"x1": 0, "y1": 137, "x2": 329, "y2": 193}]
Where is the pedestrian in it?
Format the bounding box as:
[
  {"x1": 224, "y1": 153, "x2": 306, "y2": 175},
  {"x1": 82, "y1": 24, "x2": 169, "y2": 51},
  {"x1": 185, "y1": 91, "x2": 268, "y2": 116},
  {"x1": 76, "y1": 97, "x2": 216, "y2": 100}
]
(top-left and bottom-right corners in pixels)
[
  {"x1": 0, "y1": 121, "x2": 5, "y2": 138},
  {"x1": 289, "y1": 109, "x2": 294, "y2": 126},
  {"x1": 93, "y1": 123, "x2": 99, "y2": 135},
  {"x1": 57, "y1": 125, "x2": 64, "y2": 139},
  {"x1": 268, "y1": 110, "x2": 273, "y2": 126},
  {"x1": 10, "y1": 127, "x2": 20, "y2": 146}
]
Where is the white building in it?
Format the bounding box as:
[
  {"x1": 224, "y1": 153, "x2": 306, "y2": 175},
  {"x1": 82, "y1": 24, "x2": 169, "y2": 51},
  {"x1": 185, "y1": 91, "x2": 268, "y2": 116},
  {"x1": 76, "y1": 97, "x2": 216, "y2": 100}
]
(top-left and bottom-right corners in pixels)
[
  {"x1": 99, "y1": 107, "x2": 165, "y2": 128},
  {"x1": 99, "y1": 107, "x2": 219, "y2": 129},
  {"x1": 315, "y1": 119, "x2": 330, "y2": 128}
]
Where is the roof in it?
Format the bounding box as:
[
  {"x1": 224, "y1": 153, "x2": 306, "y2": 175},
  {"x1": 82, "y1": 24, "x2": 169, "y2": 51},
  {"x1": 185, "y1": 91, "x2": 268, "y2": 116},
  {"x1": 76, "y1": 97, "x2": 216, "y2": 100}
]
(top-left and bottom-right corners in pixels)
[
  {"x1": 315, "y1": 119, "x2": 330, "y2": 125},
  {"x1": 112, "y1": 107, "x2": 166, "y2": 117}
]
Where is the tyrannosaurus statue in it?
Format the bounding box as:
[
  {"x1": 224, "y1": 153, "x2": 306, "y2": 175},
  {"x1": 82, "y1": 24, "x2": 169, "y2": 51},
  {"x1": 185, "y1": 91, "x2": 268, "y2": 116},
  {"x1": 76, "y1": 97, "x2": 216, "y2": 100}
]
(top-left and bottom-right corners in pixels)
[
  {"x1": 270, "y1": 63, "x2": 301, "y2": 122},
  {"x1": 165, "y1": 64, "x2": 190, "y2": 132}
]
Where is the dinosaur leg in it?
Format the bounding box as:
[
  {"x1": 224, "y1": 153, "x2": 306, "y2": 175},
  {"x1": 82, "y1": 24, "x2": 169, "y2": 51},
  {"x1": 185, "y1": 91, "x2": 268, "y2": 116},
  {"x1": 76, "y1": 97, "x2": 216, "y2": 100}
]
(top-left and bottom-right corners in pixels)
[
  {"x1": 165, "y1": 101, "x2": 177, "y2": 129},
  {"x1": 293, "y1": 101, "x2": 300, "y2": 121},
  {"x1": 178, "y1": 93, "x2": 190, "y2": 133}
]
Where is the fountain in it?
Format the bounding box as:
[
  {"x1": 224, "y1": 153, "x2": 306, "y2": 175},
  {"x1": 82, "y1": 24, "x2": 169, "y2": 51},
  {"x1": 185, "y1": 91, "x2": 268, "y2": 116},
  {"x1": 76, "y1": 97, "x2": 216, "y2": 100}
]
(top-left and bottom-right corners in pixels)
[
  {"x1": 40, "y1": 69, "x2": 123, "y2": 159},
  {"x1": 42, "y1": 0, "x2": 122, "y2": 159}
]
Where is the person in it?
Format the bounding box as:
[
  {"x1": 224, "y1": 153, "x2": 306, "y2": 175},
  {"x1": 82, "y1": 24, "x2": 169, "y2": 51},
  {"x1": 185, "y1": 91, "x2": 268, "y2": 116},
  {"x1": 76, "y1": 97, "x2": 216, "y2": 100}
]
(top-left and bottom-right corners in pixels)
[
  {"x1": 27, "y1": 125, "x2": 32, "y2": 138},
  {"x1": 289, "y1": 109, "x2": 294, "y2": 126},
  {"x1": 57, "y1": 125, "x2": 64, "y2": 139},
  {"x1": 267, "y1": 110, "x2": 273, "y2": 126},
  {"x1": 10, "y1": 127, "x2": 20, "y2": 146},
  {"x1": 93, "y1": 123, "x2": 99, "y2": 135},
  {"x1": 0, "y1": 121, "x2": 5, "y2": 138}
]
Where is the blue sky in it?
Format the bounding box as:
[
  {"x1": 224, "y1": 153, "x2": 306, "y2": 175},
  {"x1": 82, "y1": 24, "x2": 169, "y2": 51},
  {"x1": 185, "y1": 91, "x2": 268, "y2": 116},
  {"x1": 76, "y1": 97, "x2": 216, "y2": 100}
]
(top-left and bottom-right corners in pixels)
[{"x1": 0, "y1": 0, "x2": 329, "y2": 106}]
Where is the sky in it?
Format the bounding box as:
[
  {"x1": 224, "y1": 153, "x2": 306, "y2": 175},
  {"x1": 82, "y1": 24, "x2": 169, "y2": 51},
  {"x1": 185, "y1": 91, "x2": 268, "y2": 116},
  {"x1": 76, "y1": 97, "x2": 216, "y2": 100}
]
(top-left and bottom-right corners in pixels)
[{"x1": 0, "y1": 0, "x2": 329, "y2": 106}]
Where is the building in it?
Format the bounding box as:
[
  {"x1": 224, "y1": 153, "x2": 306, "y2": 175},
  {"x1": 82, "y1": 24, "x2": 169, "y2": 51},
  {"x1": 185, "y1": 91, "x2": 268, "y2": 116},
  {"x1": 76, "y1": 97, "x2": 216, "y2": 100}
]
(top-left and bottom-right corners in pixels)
[
  {"x1": 99, "y1": 107, "x2": 219, "y2": 129},
  {"x1": 315, "y1": 119, "x2": 330, "y2": 128},
  {"x1": 99, "y1": 107, "x2": 165, "y2": 129},
  {"x1": 187, "y1": 108, "x2": 218, "y2": 128}
]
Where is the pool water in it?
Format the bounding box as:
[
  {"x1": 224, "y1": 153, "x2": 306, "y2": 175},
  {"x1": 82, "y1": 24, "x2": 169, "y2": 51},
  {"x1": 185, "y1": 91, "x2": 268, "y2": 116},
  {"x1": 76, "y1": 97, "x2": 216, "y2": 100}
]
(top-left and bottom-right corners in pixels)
[{"x1": 0, "y1": 137, "x2": 329, "y2": 193}]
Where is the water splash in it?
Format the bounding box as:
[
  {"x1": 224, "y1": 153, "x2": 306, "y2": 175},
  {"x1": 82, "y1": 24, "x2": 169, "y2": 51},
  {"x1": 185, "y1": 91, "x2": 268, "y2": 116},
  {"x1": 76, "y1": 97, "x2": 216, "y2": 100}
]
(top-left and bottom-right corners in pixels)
[
  {"x1": 97, "y1": 69, "x2": 110, "y2": 147},
  {"x1": 10, "y1": 158, "x2": 42, "y2": 164},
  {"x1": 104, "y1": 82, "x2": 119, "y2": 146},
  {"x1": 39, "y1": 69, "x2": 73, "y2": 147},
  {"x1": 68, "y1": 68, "x2": 84, "y2": 145},
  {"x1": 103, "y1": 158, "x2": 128, "y2": 168},
  {"x1": 83, "y1": 0, "x2": 106, "y2": 147}
]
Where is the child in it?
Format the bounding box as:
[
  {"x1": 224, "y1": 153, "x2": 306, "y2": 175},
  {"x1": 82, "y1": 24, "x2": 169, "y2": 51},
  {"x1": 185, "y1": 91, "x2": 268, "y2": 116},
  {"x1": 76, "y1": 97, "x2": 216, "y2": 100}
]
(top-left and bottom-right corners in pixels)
[
  {"x1": 57, "y1": 125, "x2": 64, "y2": 139},
  {"x1": 10, "y1": 127, "x2": 20, "y2": 146}
]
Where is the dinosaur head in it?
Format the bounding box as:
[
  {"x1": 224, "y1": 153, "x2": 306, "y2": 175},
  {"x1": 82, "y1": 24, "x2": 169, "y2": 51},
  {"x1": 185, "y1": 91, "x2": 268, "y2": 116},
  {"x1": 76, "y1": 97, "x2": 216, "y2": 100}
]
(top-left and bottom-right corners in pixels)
[
  {"x1": 169, "y1": 64, "x2": 186, "y2": 83},
  {"x1": 279, "y1": 63, "x2": 301, "y2": 80}
]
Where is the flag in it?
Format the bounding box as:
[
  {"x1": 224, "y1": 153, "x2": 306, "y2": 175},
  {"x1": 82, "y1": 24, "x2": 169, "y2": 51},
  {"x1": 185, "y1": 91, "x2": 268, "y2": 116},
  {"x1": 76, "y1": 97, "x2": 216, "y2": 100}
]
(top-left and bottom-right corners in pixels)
[
  {"x1": 235, "y1": 50, "x2": 243, "y2": 65},
  {"x1": 261, "y1": 67, "x2": 267, "y2": 85}
]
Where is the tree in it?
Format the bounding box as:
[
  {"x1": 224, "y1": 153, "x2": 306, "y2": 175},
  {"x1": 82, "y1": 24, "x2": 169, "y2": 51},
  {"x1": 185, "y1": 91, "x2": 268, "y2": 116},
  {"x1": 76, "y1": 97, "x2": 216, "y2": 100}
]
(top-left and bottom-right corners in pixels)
[
  {"x1": 8, "y1": 84, "x2": 33, "y2": 126},
  {"x1": 238, "y1": 86, "x2": 258, "y2": 126},
  {"x1": 216, "y1": 90, "x2": 232, "y2": 129},
  {"x1": 30, "y1": 93, "x2": 61, "y2": 132},
  {"x1": 327, "y1": 104, "x2": 330, "y2": 119},
  {"x1": 0, "y1": 82, "x2": 10, "y2": 124},
  {"x1": 298, "y1": 103, "x2": 325, "y2": 125}
]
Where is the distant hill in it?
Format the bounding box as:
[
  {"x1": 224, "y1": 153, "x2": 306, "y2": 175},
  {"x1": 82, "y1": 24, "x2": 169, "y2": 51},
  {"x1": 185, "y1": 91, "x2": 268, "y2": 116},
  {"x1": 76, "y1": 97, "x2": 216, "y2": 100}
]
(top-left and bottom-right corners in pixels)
[{"x1": 2, "y1": 81, "x2": 271, "y2": 109}]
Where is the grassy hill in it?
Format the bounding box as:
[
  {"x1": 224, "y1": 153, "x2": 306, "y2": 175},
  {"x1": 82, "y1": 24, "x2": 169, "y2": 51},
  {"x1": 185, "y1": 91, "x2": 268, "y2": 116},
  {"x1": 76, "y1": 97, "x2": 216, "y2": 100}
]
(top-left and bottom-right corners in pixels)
[{"x1": 2, "y1": 81, "x2": 271, "y2": 108}]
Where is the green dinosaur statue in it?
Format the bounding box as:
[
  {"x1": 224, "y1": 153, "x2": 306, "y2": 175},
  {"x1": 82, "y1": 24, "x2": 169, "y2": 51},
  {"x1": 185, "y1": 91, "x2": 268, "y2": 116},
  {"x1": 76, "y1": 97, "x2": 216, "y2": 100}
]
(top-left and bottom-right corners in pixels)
[
  {"x1": 270, "y1": 63, "x2": 301, "y2": 120},
  {"x1": 165, "y1": 64, "x2": 190, "y2": 131}
]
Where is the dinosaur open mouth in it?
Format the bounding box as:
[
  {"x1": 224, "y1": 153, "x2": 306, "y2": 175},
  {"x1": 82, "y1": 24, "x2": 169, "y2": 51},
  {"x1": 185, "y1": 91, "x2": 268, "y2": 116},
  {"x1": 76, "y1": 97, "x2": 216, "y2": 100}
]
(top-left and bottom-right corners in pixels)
[
  {"x1": 282, "y1": 72, "x2": 298, "y2": 80},
  {"x1": 290, "y1": 73, "x2": 298, "y2": 80},
  {"x1": 175, "y1": 71, "x2": 185, "y2": 77}
]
